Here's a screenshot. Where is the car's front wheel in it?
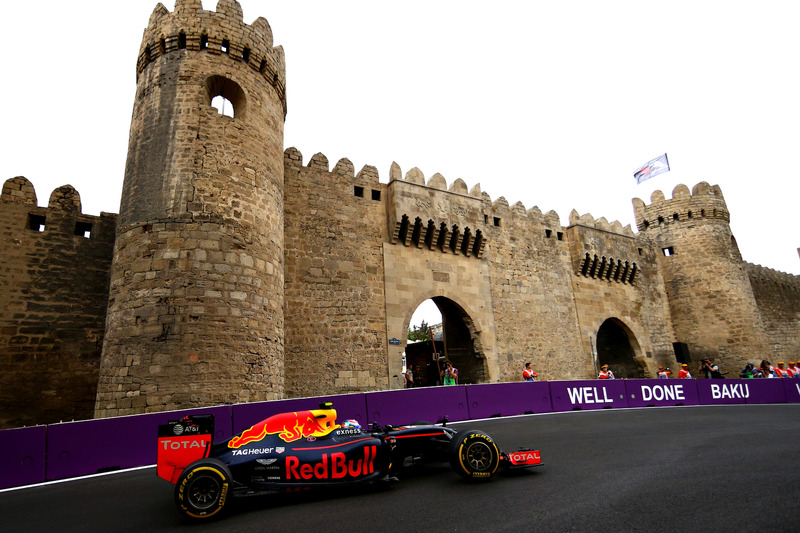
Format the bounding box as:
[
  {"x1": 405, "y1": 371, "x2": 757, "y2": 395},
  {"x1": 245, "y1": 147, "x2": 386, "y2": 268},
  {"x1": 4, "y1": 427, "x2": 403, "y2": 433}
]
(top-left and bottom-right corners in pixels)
[
  {"x1": 449, "y1": 429, "x2": 500, "y2": 481},
  {"x1": 174, "y1": 459, "x2": 232, "y2": 520}
]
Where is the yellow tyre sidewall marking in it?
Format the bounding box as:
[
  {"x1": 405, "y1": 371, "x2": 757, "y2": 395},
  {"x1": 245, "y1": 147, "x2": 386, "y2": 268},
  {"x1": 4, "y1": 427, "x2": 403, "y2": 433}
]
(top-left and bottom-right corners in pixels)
[{"x1": 179, "y1": 465, "x2": 229, "y2": 519}]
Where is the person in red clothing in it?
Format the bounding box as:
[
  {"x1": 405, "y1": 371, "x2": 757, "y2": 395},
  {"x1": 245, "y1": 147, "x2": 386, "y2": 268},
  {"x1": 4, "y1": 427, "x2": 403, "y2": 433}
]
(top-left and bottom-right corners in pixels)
[
  {"x1": 657, "y1": 366, "x2": 672, "y2": 379},
  {"x1": 597, "y1": 364, "x2": 614, "y2": 379},
  {"x1": 678, "y1": 363, "x2": 692, "y2": 379},
  {"x1": 522, "y1": 362, "x2": 538, "y2": 382},
  {"x1": 787, "y1": 362, "x2": 800, "y2": 378}
]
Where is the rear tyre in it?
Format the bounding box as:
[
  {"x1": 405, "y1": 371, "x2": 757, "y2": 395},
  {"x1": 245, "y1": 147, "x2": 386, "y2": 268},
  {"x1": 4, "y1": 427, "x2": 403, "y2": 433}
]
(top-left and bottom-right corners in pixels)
[
  {"x1": 174, "y1": 458, "x2": 232, "y2": 520},
  {"x1": 449, "y1": 429, "x2": 500, "y2": 481}
]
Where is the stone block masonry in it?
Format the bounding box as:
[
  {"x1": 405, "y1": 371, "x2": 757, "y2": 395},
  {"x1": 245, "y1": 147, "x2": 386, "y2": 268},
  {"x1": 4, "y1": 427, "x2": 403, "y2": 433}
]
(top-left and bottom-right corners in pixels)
[{"x1": 0, "y1": 1, "x2": 798, "y2": 429}]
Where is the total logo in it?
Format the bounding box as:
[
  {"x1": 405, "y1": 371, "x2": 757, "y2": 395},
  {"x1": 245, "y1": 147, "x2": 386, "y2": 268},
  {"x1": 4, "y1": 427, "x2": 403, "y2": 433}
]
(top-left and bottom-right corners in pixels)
[
  {"x1": 160, "y1": 438, "x2": 208, "y2": 450},
  {"x1": 286, "y1": 446, "x2": 377, "y2": 480},
  {"x1": 508, "y1": 451, "x2": 541, "y2": 464}
]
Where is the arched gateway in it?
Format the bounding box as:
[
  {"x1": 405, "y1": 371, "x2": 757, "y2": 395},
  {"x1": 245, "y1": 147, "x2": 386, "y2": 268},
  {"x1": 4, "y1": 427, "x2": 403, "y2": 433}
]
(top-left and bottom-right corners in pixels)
[
  {"x1": 405, "y1": 297, "x2": 488, "y2": 387},
  {"x1": 595, "y1": 318, "x2": 647, "y2": 379}
]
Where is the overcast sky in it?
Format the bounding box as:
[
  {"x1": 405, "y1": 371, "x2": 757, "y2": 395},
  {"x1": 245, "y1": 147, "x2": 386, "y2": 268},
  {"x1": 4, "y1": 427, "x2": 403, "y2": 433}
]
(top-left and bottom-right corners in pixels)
[{"x1": 2, "y1": 1, "x2": 798, "y2": 329}]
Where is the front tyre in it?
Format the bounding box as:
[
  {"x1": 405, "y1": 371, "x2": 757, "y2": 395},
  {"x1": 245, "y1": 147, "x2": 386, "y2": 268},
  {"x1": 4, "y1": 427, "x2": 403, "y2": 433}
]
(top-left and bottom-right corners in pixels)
[
  {"x1": 174, "y1": 459, "x2": 232, "y2": 520},
  {"x1": 449, "y1": 430, "x2": 500, "y2": 481}
]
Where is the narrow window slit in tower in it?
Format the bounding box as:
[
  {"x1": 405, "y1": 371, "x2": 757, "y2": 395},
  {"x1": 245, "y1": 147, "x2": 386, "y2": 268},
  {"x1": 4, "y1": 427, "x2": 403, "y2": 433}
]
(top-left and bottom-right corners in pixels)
[
  {"x1": 28, "y1": 214, "x2": 46, "y2": 232},
  {"x1": 200, "y1": 34, "x2": 208, "y2": 50},
  {"x1": 221, "y1": 39, "x2": 230, "y2": 54},
  {"x1": 74, "y1": 222, "x2": 92, "y2": 238},
  {"x1": 178, "y1": 32, "x2": 187, "y2": 49},
  {"x1": 242, "y1": 47, "x2": 250, "y2": 62}
]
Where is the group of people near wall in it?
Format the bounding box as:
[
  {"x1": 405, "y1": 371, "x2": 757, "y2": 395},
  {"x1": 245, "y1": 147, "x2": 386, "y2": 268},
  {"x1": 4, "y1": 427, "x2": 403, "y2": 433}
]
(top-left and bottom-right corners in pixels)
[
  {"x1": 414, "y1": 358, "x2": 800, "y2": 385},
  {"x1": 740, "y1": 360, "x2": 800, "y2": 379},
  {"x1": 522, "y1": 358, "x2": 724, "y2": 381},
  {"x1": 405, "y1": 359, "x2": 459, "y2": 387}
]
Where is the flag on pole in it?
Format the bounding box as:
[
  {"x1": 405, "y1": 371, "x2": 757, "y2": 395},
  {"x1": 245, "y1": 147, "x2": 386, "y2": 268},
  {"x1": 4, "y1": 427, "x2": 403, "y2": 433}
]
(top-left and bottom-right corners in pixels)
[{"x1": 633, "y1": 153, "x2": 670, "y2": 184}]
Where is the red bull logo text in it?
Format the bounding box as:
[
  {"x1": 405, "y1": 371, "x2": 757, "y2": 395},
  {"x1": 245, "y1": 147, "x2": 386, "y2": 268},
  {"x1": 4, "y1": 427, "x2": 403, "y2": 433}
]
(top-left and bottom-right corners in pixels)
[
  {"x1": 228, "y1": 409, "x2": 339, "y2": 448},
  {"x1": 286, "y1": 446, "x2": 377, "y2": 480}
]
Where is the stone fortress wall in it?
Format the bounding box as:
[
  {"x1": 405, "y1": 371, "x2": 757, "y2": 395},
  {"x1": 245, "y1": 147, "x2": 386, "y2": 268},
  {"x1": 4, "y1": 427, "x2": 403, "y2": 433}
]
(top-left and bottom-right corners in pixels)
[
  {"x1": 1, "y1": 0, "x2": 798, "y2": 429},
  {"x1": 0, "y1": 178, "x2": 116, "y2": 428}
]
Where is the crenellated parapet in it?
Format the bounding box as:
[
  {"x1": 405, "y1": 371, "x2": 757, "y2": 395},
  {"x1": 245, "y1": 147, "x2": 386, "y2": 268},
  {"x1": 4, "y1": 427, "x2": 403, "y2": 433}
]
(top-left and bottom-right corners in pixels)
[
  {"x1": 566, "y1": 209, "x2": 640, "y2": 285},
  {"x1": 386, "y1": 164, "x2": 488, "y2": 259},
  {"x1": 632, "y1": 182, "x2": 729, "y2": 232},
  {"x1": 745, "y1": 262, "x2": 800, "y2": 294},
  {"x1": 137, "y1": 0, "x2": 286, "y2": 115},
  {"x1": 1, "y1": 177, "x2": 117, "y2": 239}
]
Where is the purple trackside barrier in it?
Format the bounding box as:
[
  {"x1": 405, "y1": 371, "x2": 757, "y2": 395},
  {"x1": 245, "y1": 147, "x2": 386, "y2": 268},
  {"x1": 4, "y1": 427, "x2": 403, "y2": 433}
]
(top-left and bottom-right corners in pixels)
[
  {"x1": 624, "y1": 379, "x2": 700, "y2": 408},
  {"x1": 549, "y1": 380, "x2": 629, "y2": 411},
  {"x1": 0, "y1": 425, "x2": 47, "y2": 489},
  {"x1": 695, "y1": 378, "x2": 787, "y2": 405},
  {"x1": 783, "y1": 378, "x2": 800, "y2": 403},
  {"x1": 364, "y1": 386, "x2": 469, "y2": 426},
  {"x1": 465, "y1": 382, "x2": 552, "y2": 419},
  {"x1": 231, "y1": 394, "x2": 368, "y2": 435},
  {"x1": 46, "y1": 405, "x2": 232, "y2": 481},
  {"x1": 744, "y1": 379, "x2": 788, "y2": 404}
]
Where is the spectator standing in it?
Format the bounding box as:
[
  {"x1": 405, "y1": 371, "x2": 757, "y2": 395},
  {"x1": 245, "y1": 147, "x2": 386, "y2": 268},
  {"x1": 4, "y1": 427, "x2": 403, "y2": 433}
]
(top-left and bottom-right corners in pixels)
[
  {"x1": 657, "y1": 366, "x2": 672, "y2": 379},
  {"x1": 699, "y1": 359, "x2": 723, "y2": 379},
  {"x1": 440, "y1": 360, "x2": 458, "y2": 385},
  {"x1": 787, "y1": 362, "x2": 800, "y2": 378},
  {"x1": 739, "y1": 363, "x2": 756, "y2": 378},
  {"x1": 774, "y1": 362, "x2": 790, "y2": 378},
  {"x1": 597, "y1": 364, "x2": 614, "y2": 379},
  {"x1": 678, "y1": 364, "x2": 692, "y2": 379},
  {"x1": 405, "y1": 365, "x2": 415, "y2": 388},
  {"x1": 522, "y1": 362, "x2": 538, "y2": 382}
]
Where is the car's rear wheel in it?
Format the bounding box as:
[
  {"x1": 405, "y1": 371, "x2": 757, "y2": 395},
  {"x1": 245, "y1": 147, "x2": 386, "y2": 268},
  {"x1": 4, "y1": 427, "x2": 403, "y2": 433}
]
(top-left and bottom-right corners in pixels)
[
  {"x1": 174, "y1": 459, "x2": 232, "y2": 520},
  {"x1": 449, "y1": 429, "x2": 500, "y2": 481}
]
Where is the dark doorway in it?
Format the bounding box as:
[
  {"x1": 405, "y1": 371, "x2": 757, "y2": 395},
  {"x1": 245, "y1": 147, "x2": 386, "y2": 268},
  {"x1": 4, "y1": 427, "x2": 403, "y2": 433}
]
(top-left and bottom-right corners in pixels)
[
  {"x1": 406, "y1": 297, "x2": 487, "y2": 386},
  {"x1": 596, "y1": 318, "x2": 645, "y2": 378},
  {"x1": 433, "y1": 297, "x2": 486, "y2": 385}
]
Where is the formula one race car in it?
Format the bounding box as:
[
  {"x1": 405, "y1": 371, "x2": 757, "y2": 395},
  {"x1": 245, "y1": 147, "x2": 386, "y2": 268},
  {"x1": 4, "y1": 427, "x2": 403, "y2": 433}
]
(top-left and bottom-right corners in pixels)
[{"x1": 157, "y1": 402, "x2": 542, "y2": 520}]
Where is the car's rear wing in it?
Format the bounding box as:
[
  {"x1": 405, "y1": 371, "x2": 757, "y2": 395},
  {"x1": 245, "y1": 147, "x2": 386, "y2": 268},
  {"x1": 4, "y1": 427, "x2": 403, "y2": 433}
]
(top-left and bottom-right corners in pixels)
[{"x1": 157, "y1": 415, "x2": 215, "y2": 483}]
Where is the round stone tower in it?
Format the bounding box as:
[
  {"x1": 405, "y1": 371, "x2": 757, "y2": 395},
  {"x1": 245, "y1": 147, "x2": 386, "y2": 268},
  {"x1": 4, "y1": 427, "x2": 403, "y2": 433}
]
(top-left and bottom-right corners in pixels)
[
  {"x1": 633, "y1": 182, "x2": 771, "y2": 372},
  {"x1": 95, "y1": 0, "x2": 286, "y2": 417}
]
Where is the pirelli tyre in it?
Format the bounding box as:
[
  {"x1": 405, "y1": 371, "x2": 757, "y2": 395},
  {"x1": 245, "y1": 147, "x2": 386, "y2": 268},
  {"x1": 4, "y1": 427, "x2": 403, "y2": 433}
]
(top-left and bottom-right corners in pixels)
[
  {"x1": 449, "y1": 429, "x2": 500, "y2": 481},
  {"x1": 174, "y1": 458, "x2": 232, "y2": 520}
]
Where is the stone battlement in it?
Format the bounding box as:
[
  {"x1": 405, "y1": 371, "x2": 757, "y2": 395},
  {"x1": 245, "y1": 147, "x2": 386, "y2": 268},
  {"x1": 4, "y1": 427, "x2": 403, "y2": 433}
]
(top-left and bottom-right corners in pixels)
[
  {"x1": 1, "y1": 2, "x2": 798, "y2": 429},
  {"x1": 746, "y1": 262, "x2": 800, "y2": 293},
  {"x1": 138, "y1": 0, "x2": 286, "y2": 115},
  {"x1": 632, "y1": 182, "x2": 730, "y2": 231},
  {"x1": 1, "y1": 177, "x2": 117, "y2": 238}
]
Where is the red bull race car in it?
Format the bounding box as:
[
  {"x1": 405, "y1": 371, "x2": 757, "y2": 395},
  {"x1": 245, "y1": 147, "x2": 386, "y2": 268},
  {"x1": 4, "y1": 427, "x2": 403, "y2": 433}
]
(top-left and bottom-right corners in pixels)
[{"x1": 157, "y1": 402, "x2": 542, "y2": 520}]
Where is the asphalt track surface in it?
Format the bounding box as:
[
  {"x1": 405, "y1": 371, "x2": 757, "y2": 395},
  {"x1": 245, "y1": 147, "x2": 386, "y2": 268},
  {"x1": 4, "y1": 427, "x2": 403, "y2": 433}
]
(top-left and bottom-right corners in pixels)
[{"x1": 2, "y1": 404, "x2": 798, "y2": 532}]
